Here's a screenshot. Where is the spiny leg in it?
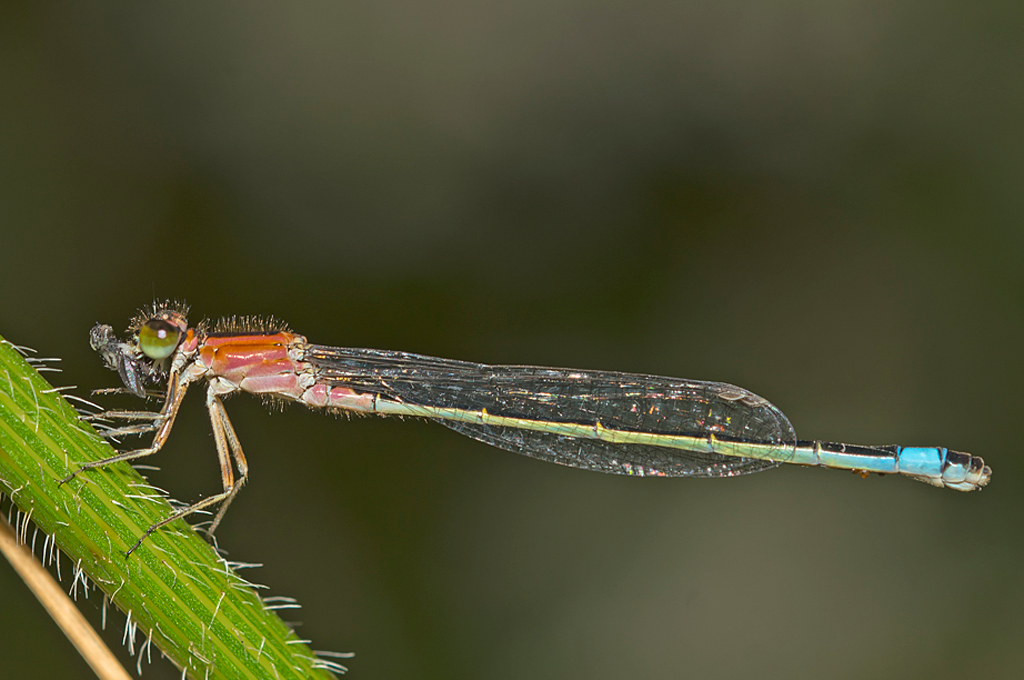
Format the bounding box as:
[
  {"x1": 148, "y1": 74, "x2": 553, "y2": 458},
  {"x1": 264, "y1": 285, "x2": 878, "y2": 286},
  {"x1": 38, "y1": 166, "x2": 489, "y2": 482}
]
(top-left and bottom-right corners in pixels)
[
  {"x1": 92, "y1": 386, "x2": 166, "y2": 399},
  {"x1": 205, "y1": 394, "x2": 249, "y2": 537},
  {"x1": 89, "y1": 421, "x2": 163, "y2": 440},
  {"x1": 61, "y1": 369, "x2": 191, "y2": 486},
  {"x1": 127, "y1": 387, "x2": 246, "y2": 555},
  {"x1": 84, "y1": 405, "x2": 170, "y2": 440},
  {"x1": 84, "y1": 409, "x2": 165, "y2": 424}
]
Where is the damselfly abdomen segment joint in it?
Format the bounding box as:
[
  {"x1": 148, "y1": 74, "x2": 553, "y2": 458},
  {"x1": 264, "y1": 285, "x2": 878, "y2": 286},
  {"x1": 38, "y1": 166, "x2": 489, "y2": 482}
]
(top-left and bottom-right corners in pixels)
[{"x1": 67, "y1": 302, "x2": 992, "y2": 555}]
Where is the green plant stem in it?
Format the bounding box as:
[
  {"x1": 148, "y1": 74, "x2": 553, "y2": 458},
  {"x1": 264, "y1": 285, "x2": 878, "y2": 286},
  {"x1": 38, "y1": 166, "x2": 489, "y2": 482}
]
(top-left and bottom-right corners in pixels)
[{"x1": 0, "y1": 336, "x2": 341, "y2": 679}]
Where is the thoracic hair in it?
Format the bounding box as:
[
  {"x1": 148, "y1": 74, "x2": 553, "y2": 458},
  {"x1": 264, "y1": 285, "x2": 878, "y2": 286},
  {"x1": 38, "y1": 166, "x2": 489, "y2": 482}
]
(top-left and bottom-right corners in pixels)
[{"x1": 210, "y1": 315, "x2": 291, "y2": 335}]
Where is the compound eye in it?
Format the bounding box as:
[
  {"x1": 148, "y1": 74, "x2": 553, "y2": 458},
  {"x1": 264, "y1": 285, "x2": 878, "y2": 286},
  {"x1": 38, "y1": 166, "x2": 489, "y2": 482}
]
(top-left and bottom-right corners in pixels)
[{"x1": 139, "y1": 318, "x2": 182, "y2": 360}]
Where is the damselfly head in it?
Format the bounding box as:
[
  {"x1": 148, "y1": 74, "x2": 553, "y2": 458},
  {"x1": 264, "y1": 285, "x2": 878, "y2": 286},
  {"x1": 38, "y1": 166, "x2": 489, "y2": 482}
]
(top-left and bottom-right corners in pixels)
[
  {"x1": 128, "y1": 301, "x2": 190, "y2": 365},
  {"x1": 90, "y1": 303, "x2": 191, "y2": 397},
  {"x1": 138, "y1": 309, "x2": 188, "y2": 362}
]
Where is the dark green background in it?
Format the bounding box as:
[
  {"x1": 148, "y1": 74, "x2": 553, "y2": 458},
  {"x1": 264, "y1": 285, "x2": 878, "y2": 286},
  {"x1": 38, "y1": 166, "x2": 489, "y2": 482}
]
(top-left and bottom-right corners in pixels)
[{"x1": 2, "y1": 3, "x2": 1021, "y2": 679}]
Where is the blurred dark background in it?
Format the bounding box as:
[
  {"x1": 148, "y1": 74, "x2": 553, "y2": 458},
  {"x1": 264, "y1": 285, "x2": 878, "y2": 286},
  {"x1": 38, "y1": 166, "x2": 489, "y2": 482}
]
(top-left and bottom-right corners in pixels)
[{"x1": 2, "y1": 3, "x2": 1022, "y2": 679}]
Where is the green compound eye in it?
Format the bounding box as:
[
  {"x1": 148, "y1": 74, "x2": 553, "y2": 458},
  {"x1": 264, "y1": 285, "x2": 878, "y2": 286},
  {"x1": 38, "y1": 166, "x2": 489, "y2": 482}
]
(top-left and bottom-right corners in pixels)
[{"x1": 139, "y1": 318, "x2": 182, "y2": 360}]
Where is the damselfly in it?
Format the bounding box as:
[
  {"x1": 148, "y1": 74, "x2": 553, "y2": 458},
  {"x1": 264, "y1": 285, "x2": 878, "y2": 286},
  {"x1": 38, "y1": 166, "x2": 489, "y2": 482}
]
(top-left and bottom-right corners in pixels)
[{"x1": 64, "y1": 302, "x2": 991, "y2": 554}]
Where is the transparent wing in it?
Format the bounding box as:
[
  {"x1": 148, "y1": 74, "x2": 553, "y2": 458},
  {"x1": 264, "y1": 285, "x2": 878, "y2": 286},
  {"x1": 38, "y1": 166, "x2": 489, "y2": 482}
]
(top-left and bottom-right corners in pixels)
[{"x1": 305, "y1": 345, "x2": 796, "y2": 478}]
